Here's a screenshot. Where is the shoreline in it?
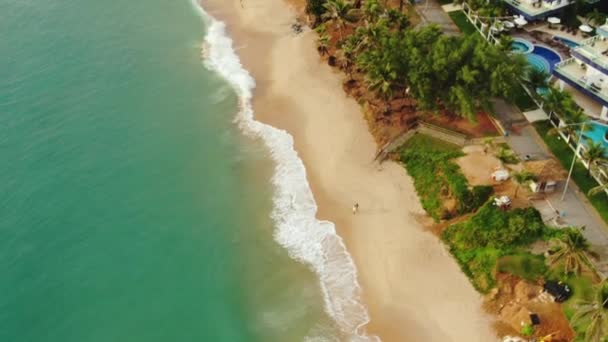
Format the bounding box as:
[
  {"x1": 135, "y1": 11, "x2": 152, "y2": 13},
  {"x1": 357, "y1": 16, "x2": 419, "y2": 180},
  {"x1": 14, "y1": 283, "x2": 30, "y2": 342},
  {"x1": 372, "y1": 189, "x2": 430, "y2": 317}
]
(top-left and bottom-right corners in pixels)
[{"x1": 200, "y1": 0, "x2": 499, "y2": 340}]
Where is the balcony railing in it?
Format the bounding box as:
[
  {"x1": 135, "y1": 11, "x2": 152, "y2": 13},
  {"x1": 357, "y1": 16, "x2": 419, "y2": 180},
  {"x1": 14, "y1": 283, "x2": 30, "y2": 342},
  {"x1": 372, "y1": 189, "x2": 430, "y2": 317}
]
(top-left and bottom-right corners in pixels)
[
  {"x1": 502, "y1": 0, "x2": 571, "y2": 17},
  {"x1": 554, "y1": 60, "x2": 608, "y2": 107}
]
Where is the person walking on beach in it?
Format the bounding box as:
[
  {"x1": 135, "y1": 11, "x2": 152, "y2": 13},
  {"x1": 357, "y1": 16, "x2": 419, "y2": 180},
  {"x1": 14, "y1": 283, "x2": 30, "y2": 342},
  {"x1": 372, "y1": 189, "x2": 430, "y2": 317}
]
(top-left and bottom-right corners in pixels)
[{"x1": 352, "y1": 203, "x2": 359, "y2": 215}]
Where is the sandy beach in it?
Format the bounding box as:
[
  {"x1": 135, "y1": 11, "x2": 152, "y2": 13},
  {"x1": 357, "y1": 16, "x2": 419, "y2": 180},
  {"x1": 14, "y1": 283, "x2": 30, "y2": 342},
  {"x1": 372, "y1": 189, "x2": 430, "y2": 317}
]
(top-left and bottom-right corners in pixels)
[{"x1": 201, "y1": 0, "x2": 498, "y2": 340}]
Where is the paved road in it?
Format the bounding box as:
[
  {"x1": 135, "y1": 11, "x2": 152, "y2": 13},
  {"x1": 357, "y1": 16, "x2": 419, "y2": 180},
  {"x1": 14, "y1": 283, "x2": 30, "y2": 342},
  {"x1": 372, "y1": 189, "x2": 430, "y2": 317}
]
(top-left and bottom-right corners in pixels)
[{"x1": 493, "y1": 100, "x2": 608, "y2": 275}]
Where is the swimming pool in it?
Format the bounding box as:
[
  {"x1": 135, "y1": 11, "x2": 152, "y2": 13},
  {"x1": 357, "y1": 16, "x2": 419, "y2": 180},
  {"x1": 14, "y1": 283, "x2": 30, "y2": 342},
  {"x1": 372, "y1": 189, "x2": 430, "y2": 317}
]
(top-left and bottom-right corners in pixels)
[
  {"x1": 529, "y1": 45, "x2": 561, "y2": 73},
  {"x1": 553, "y1": 36, "x2": 580, "y2": 49},
  {"x1": 511, "y1": 38, "x2": 562, "y2": 74},
  {"x1": 511, "y1": 38, "x2": 534, "y2": 54},
  {"x1": 584, "y1": 121, "x2": 608, "y2": 151}
]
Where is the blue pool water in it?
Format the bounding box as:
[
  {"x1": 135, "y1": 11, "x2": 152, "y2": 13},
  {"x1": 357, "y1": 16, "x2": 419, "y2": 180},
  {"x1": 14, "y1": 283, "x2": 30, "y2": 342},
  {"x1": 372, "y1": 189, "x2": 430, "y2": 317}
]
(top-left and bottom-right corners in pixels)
[
  {"x1": 526, "y1": 54, "x2": 551, "y2": 73},
  {"x1": 553, "y1": 36, "x2": 580, "y2": 49},
  {"x1": 528, "y1": 45, "x2": 562, "y2": 73},
  {"x1": 511, "y1": 38, "x2": 562, "y2": 74},
  {"x1": 584, "y1": 122, "x2": 608, "y2": 150},
  {"x1": 511, "y1": 38, "x2": 534, "y2": 54}
]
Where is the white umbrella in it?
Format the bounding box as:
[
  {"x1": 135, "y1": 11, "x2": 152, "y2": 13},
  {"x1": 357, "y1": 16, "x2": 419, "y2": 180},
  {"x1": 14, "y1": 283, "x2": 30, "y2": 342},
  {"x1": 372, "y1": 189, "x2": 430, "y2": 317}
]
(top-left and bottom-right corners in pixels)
[
  {"x1": 579, "y1": 24, "x2": 593, "y2": 33},
  {"x1": 514, "y1": 17, "x2": 528, "y2": 26},
  {"x1": 503, "y1": 21, "x2": 515, "y2": 29},
  {"x1": 547, "y1": 17, "x2": 561, "y2": 24}
]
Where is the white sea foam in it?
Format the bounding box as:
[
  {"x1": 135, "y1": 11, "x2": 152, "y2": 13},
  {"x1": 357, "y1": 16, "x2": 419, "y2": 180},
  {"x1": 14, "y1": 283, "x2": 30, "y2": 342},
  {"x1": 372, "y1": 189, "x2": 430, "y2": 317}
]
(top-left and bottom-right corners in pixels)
[{"x1": 192, "y1": 2, "x2": 379, "y2": 341}]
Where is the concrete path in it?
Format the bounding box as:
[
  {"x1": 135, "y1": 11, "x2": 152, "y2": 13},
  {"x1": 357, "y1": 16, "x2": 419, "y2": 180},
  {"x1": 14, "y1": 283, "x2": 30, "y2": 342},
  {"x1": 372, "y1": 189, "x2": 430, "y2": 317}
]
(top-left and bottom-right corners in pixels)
[{"x1": 414, "y1": 0, "x2": 461, "y2": 36}]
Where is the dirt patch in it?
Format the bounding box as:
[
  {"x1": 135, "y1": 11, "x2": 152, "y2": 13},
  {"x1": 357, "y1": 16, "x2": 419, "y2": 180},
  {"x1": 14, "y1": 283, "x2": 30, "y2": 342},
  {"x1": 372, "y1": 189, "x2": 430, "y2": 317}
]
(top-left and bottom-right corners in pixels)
[
  {"x1": 485, "y1": 274, "x2": 575, "y2": 342},
  {"x1": 456, "y1": 147, "x2": 504, "y2": 186},
  {"x1": 424, "y1": 111, "x2": 499, "y2": 138}
]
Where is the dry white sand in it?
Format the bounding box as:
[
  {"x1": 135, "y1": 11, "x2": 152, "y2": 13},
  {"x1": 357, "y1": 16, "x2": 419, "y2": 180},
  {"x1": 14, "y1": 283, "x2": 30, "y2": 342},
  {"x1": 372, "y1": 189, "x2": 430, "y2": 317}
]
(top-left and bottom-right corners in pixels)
[{"x1": 201, "y1": 0, "x2": 499, "y2": 340}]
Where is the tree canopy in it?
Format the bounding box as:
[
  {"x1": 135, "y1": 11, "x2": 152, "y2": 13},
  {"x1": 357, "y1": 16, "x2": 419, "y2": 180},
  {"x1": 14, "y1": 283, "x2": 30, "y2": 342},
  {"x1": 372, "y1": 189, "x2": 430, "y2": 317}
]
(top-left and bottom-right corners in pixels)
[
  {"x1": 354, "y1": 24, "x2": 526, "y2": 120},
  {"x1": 309, "y1": 0, "x2": 528, "y2": 120}
]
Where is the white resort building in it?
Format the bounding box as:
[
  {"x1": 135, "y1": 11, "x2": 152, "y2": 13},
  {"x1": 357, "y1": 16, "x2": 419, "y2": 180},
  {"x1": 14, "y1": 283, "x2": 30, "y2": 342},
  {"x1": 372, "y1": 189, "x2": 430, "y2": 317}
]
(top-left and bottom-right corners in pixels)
[
  {"x1": 502, "y1": 0, "x2": 572, "y2": 21},
  {"x1": 553, "y1": 20, "x2": 608, "y2": 120}
]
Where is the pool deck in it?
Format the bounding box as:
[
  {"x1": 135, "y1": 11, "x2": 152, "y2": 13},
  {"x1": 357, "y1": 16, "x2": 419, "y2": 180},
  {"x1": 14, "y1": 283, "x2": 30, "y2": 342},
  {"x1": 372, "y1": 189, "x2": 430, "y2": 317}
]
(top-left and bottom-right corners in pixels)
[{"x1": 527, "y1": 24, "x2": 587, "y2": 46}]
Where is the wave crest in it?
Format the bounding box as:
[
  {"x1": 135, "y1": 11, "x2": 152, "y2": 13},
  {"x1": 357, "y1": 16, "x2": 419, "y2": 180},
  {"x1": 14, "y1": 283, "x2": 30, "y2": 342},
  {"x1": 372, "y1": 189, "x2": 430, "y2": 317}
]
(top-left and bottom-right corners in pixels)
[{"x1": 193, "y1": 2, "x2": 378, "y2": 341}]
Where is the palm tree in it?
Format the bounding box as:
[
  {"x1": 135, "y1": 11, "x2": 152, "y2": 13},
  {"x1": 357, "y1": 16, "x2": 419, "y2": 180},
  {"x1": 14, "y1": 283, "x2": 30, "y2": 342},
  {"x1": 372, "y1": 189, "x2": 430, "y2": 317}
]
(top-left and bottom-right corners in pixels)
[
  {"x1": 353, "y1": 19, "x2": 388, "y2": 52},
  {"x1": 317, "y1": 34, "x2": 330, "y2": 56},
  {"x1": 543, "y1": 87, "x2": 569, "y2": 117},
  {"x1": 572, "y1": 280, "x2": 608, "y2": 342},
  {"x1": 336, "y1": 43, "x2": 355, "y2": 77},
  {"x1": 586, "y1": 9, "x2": 607, "y2": 27},
  {"x1": 322, "y1": 0, "x2": 355, "y2": 40},
  {"x1": 525, "y1": 68, "x2": 549, "y2": 91},
  {"x1": 385, "y1": 8, "x2": 410, "y2": 30},
  {"x1": 512, "y1": 171, "x2": 535, "y2": 198},
  {"x1": 582, "y1": 141, "x2": 607, "y2": 177},
  {"x1": 362, "y1": 0, "x2": 382, "y2": 25},
  {"x1": 547, "y1": 228, "x2": 594, "y2": 276},
  {"x1": 367, "y1": 69, "x2": 396, "y2": 114},
  {"x1": 497, "y1": 35, "x2": 514, "y2": 53},
  {"x1": 588, "y1": 174, "x2": 608, "y2": 196}
]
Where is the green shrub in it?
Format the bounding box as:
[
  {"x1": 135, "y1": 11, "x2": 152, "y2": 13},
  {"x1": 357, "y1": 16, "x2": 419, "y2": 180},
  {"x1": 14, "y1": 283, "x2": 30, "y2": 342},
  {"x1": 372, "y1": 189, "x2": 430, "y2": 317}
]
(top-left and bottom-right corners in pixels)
[
  {"x1": 467, "y1": 185, "x2": 494, "y2": 211},
  {"x1": 400, "y1": 135, "x2": 492, "y2": 221},
  {"x1": 442, "y1": 203, "x2": 552, "y2": 292},
  {"x1": 443, "y1": 202, "x2": 546, "y2": 250},
  {"x1": 521, "y1": 323, "x2": 534, "y2": 337},
  {"x1": 497, "y1": 252, "x2": 547, "y2": 281},
  {"x1": 306, "y1": 0, "x2": 327, "y2": 17}
]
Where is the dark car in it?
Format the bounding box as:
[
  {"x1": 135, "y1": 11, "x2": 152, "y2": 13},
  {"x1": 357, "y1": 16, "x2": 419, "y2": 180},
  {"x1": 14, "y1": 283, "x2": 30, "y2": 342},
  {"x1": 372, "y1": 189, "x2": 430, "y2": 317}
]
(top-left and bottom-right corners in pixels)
[{"x1": 544, "y1": 280, "x2": 572, "y2": 303}]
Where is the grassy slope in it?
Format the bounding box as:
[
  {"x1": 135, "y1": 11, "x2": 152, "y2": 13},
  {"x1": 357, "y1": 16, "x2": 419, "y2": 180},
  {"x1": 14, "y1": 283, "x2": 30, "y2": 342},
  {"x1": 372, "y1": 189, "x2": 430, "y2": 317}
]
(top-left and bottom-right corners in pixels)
[
  {"x1": 448, "y1": 11, "x2": 477, "y2": 36},
  {"x1": 442, "y1": 203, "x2": 553, "y2": 292},
  {"x1": 399, "y1": 134, "x2": 491, "y2": 221},
  {"x1": 534, "y1": 121, "x2": 608, "y2": 224}
]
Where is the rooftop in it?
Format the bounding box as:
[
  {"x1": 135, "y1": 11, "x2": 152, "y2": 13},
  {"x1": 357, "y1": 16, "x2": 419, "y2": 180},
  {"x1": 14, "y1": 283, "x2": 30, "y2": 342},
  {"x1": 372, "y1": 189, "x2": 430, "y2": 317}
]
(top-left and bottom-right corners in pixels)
[
  {"x1": 573, "y1": 35, "x2": 608, "y2": 72},
  {"x1": 502, "y1": 0, "x2": 571, "y2": 20},
  {"x1": 554, "y1": 58, "x2": 608, "y2": 108}
]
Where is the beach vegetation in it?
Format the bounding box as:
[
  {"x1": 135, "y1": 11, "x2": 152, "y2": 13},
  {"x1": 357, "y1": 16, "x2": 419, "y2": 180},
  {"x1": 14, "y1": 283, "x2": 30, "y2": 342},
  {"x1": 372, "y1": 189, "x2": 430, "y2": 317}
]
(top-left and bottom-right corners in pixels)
[
  {"x1": 306, "y1": 0, "x2": 328, "y2": 19},
  {"x1": 355, "y1": 25, "x2": 527, "y2": 121},
  {"x1": 442, "y1": 202, "x2": 552, "y2": 292},
  {"x1": 547, "y1": 228, "x2": 596, "y2": 277},
  {"x1": 554, "y1": 271, "x2": 597, "y2": 341},
  {"x1": 571, "y1": 280, "x2": 608, "y2": 342},
  {"x1": 312, "y1": 0, "x2": 526, "y2": 124},
  {"x1": 512, "y1": 170, "x2": 536, "y2": 198},
  {"x1": 521, "y1": 323, "x2": 535, "y2": 337},
  {"x1": 322, "y1": 0, "x2": 357, "y2": 40},
  {"x1": 497, "y1": 252, "x2": 547, "y2": 282},
  {"x1": 494, "y1": 144, "x2": 519, "y2": 164},
  {"x1": 399, "y1": 134, "x2": 493, "y2": 221}
]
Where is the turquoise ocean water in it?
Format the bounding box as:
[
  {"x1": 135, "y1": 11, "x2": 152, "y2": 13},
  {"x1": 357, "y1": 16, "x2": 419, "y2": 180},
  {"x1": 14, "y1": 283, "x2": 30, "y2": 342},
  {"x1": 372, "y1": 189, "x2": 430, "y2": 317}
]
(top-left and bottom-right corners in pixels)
[{"x1": 0, "y1": 1, "x2": 348, "y2": 340}]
